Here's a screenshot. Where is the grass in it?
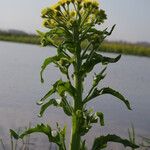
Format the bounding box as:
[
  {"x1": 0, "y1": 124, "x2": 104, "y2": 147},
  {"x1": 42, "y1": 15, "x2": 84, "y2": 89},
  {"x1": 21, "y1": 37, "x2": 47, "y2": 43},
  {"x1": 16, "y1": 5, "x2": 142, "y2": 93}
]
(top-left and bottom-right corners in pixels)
[
  {"x1": 0, "y1": 32, "x2": 40, "y2": 45},
  {"x1": 0, "y1": 33, "x2": 150, "y2": 57},
  {"x1": 101, "y1": 41, "x2": 150, "y2": 57}
]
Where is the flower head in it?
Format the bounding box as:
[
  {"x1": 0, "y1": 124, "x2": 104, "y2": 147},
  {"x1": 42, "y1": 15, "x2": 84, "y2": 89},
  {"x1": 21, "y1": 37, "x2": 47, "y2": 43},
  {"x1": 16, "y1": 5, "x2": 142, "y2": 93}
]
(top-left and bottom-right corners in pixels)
[
  {"x1": 59, "y1": 0, "x2": 68, "y2": 6},
  {"x1": 42, "y1": 19, "x2": 58, "y2": 29},
  {"x1": 70, "y1": 10, "x2": 76, "y2": 17},
  {"x1": 50, "y1": 3, "x2": 61, "y2": 11},
  {"x1": 83, "y1": 0, "x2": 99, "y2": 9},
  {"x1": 41, "y1": 7, "x2": 58, "y2": 19}
]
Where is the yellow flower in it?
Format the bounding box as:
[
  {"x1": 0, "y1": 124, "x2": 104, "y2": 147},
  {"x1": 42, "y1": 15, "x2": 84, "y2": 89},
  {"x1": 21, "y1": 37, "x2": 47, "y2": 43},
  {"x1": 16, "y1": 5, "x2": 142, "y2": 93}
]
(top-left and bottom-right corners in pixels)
[
  {"x1": 41, "y1": 8, "x2": 50, "y2": 18},
  {"x1": 59, "y1": 0, "x2": 68, "y2": 6},
  {"x1": 83, "y1": 0, "x2": 91, "y2": 2},
  {"x1": 50, "y1": 3, "x2": 60, "y2": 11},
  {"x1": 70, "y1": 10, "x2": 76, "y2": 17},
  {"x1": 41, "y1": 7, "x2": 56, "y2": 18}
]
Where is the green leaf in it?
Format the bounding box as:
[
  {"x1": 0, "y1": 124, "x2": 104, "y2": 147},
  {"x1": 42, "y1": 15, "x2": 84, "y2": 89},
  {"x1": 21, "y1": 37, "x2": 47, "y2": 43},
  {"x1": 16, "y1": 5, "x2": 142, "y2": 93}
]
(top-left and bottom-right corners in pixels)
[
  {"x1": 96, "y1": 112, "x2": 104, "y2": 126},
  {"x1": 56, "y1": 81, "x2": 76, "y2": 98},
  {"x1": 19, "y1": 124, "x2": 51, "y2": 139},
  {"x1": 37, "y1": 30, "x2": 59, "y2": 47},
  {"x1": 39, "y1": 99, "x2": 58, "y2": 117},
  {"x1": 77, "y1": 109, "x2": 102, "y2": 136},
  {"x1": 44, "y1": 36, "x2": 56, "y2": 47},
  {"x1": 55, "y1": 57, "x2": 72, "y2": 75},
  {"x1": 84, "y1": 87, "x2": 131, "y2": 110},
  {"x1": 38, "y1": 79, "x2": 75, "y2": 107},
  {"x1": 37, "y1": 80, "x2": 61, "y2": 105},
  {"x1": 92, "y1": 134, "x2": 139, "y2": 150},
  {"x1": 48, "y1": 28, "x2": 65, "y2": 36},
  {"x1": 36, "y1": 30, "x2": 45, "y2": 36},
  {"x1": 18, "y1": 124, "x2": 66, "y2": 150},
  {"x1": 40, "y1": 55, "x2": 60, "y2": 83},
  {"x1": 16, "y1": 124, "x2": 65, "y2": 148},
  {"x1": 56, "y1": 123, "x2": 67, "y2": 149},
  {"x1": 81, "y1": 53, "x2": 121, "y2": 75},
  {"x1": 93, "y1": 53, "x2": 121, "y2": 65},
  {"x1": 10, "y1": 129, "x2": 19, "y2": 140},
  {"x1": 40, "y1": 53, "x2": 72, "y2": 83},
  {"x1": 100, "y1": 87, "x2": 132, "y2": 110},
  {"x1": 60, "y1": 97, "x2": 73, "y2": 116},
  {"x1": 93, "y1": 67, "x2": 107, "y2": 87},
  {"x1": 105, "y1": 24, "x2": 116, "y2": 36},
  {"x1": 39, "y1": 97, "x2": 72, "y2": 117},
  {"x1": 84, "y1": 88, "x2": 100, "y2": 102}
]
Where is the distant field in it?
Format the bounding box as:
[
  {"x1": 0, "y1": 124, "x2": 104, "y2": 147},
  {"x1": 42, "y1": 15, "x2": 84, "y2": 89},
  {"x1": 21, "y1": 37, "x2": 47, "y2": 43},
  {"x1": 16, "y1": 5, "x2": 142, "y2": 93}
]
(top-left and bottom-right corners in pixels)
[
  {"x1": 0, "y1": 34, "x2": 40, "y2": 45},
  {"x1": 101, "y1": 41, "x2": 150, "y2": 57},
  {"x1": 0, "y1": 33, "x2": 150, "y2": 57}
]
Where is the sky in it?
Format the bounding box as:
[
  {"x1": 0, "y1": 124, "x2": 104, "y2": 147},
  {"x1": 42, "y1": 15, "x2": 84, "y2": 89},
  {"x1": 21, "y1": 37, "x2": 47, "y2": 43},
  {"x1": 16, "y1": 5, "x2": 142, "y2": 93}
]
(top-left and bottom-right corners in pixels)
[{"x1": 0, "y1": 0, "x2": 150, "y2": 43}]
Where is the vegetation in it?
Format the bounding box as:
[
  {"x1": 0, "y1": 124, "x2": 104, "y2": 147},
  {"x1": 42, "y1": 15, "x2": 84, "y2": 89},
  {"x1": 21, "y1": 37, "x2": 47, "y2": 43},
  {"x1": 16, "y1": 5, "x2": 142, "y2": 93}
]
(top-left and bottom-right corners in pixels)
[
  {"x1": 10, "y1": 0, "x2": 139, "y2": 149},
  {"x1": 101, "y1": 41, "x2": 150, "y2": 57},
  {"x1": 128, "y1": 125, "x2": 150, "y2": 150},
  {"x1": 0, "y1": 30, "x2": 150, "y2": 57},
  {"x1": 0, "y1": 29, "x2": 150, "y2": 58},
  {"x1": 0, "y1": 31, "x2": 40, "y2": 45},
  {"x1": 0, "y1": 125, "x2": 31, "y2": 150}
]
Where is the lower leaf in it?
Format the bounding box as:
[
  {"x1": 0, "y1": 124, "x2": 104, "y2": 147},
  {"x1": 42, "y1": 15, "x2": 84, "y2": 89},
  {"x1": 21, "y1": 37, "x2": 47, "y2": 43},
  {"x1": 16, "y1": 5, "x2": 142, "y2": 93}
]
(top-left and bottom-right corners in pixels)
[{"x1": 92, "y1": 134, "x2": 139, "y2": 150}]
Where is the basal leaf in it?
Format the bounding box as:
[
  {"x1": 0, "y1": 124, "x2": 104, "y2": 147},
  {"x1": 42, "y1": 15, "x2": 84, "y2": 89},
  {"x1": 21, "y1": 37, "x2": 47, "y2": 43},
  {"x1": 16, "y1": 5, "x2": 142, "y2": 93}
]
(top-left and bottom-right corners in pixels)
[
  {"x1": 92, "y1": 134, "x2": 139, "y2": 150},
  {"x1": 15, "y1": 124, "x2": 66, "y2": 150},
  {"x1": 19, "y1": 124, "x2": 52, "y2": 139}
]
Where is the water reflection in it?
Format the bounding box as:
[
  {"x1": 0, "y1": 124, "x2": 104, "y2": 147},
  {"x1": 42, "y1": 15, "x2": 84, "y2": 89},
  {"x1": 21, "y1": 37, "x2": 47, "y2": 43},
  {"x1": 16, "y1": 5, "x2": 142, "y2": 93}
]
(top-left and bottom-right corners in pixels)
[{"x1": 0, "y1": 41, "x2": 150, "y2": 149}]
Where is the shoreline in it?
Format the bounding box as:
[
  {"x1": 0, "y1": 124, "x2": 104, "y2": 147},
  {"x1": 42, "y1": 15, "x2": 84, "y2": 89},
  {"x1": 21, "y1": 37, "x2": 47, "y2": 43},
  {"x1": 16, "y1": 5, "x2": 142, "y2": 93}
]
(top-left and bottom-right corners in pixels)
[{"x1": 0, "y1": 34, "x2": 150, "y2": 57}]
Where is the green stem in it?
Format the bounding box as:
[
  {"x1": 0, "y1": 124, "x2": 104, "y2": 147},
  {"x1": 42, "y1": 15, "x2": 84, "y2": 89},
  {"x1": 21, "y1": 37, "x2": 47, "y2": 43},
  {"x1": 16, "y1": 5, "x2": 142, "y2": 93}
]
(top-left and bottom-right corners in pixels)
[
  {"x1": 70, "y1": 114, "x2": 81, "y2": 150},
  {"x1": 70, "y1": 26, "x2": 82, "y2": 150}
]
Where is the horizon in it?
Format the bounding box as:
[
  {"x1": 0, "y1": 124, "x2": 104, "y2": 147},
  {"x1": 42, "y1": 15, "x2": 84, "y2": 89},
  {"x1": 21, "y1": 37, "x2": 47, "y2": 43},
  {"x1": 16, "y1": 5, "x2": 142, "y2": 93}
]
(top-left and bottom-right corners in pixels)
[
  {"x1": 0, "y1": 0, "x2": 150, "y2": 43},
  {"x1": 1, "y1": 28, "x2": 150, "y2": 45}
]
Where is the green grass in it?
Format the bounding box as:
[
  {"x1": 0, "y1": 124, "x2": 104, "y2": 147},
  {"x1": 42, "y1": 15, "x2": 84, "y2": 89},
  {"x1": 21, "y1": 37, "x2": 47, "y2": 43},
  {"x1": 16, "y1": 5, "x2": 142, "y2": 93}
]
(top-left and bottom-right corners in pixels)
[
  {"x1": 101, "y1": 41, "x2": 150, "y2": 57},
  {"x1": 0, "y1": 33, "x2": 150, "y2": 57},
  {"x1": 0, "y1": 34, "x2": 40, "y2": 45}
]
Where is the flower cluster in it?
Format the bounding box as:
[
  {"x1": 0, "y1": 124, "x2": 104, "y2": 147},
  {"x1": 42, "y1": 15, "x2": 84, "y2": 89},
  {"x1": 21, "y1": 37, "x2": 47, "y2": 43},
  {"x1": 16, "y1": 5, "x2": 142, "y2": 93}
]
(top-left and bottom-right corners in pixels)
[{"x1": 41, "y1": 0, "x2": 106, "y2": 30}]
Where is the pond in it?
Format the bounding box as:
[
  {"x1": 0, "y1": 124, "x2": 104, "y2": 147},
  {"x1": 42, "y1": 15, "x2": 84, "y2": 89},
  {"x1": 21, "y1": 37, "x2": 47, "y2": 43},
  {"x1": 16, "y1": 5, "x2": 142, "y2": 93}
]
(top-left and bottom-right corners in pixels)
[{"x1": 0, "y1": 41, "x2": 150, "y2": 149}]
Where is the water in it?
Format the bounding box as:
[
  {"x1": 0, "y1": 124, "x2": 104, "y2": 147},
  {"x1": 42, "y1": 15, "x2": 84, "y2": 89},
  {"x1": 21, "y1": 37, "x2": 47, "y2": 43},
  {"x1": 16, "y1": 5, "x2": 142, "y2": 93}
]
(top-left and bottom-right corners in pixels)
[{"x1": 0, "y1": 41, "x2": 150, "y2": 149}]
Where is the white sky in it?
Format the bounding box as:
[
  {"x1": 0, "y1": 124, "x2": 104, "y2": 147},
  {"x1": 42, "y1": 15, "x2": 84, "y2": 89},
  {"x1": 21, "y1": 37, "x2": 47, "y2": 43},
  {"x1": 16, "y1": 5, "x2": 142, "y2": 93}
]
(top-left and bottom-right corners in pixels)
[{"x1": 0, "y1": 0, "x2": 150, "y2": 43}]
